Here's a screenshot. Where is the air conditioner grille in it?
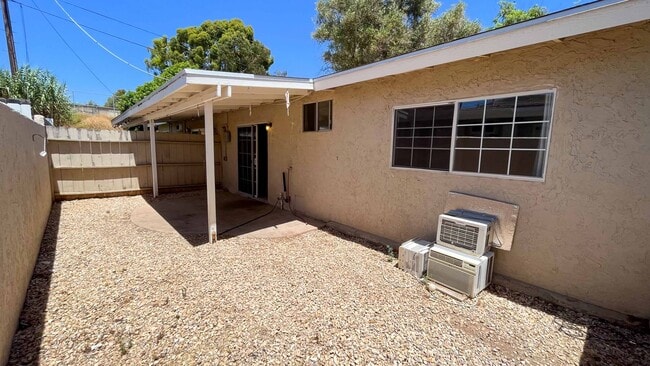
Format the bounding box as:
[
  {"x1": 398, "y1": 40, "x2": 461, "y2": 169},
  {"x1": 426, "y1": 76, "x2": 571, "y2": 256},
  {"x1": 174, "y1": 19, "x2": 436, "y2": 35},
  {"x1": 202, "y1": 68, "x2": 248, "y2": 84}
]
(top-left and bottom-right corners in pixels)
[
  {"x1": 439, "y1": 219, "x2": 479, "y2": 251},
  {"x1": 429, "y1": 250, "x2": 463, "y2": 268}
]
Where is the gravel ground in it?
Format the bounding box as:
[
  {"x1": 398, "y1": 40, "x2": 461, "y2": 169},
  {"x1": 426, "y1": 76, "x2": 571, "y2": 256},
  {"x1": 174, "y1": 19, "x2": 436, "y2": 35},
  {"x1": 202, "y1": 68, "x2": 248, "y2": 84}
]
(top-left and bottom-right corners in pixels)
[{"x1": 9, "y1": 194, "x2": 650, "y2": 365}]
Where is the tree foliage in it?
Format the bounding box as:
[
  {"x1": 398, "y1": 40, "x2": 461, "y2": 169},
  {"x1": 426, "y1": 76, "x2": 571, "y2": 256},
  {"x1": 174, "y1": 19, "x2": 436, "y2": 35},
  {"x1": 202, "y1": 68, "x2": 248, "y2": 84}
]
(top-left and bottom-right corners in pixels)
[
  {"x1": 492, "y1": 0, "x2": 547, "y2": 28},
  {"x1": 145, "y1": 19, "x2": 273, "y2": 75},
  {"x1": 314, "y1": 0, "x2": 480, "y2": 71},
  {"x1": 0, "y1": 66, "x2": 72, "y2": 125},
  {"x1": 429, "y1": 2, "x2": 480, "y2": 45},
  {"x1": 104, "y1": 89, "x2": 126, "y2": 108},
  {"x1": 117, "y1": 62, "x2": 191, "y2": 112}
]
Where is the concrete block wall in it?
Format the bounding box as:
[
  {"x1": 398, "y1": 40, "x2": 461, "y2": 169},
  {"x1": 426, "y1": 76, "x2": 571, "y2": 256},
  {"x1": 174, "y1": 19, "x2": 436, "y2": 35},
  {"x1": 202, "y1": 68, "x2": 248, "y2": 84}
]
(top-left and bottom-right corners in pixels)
[{"x1": 0, "y1": 103, "x2": 53, "y2": 364}]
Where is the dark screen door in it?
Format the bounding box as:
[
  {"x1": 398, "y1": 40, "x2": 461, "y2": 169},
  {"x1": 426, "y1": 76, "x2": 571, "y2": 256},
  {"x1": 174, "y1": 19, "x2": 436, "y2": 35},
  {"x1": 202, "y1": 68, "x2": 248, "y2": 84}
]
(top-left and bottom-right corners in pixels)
[
  {"x1": 237, "y1": 124, "x2": 268, "y2": 199},
  {"x1": 237, "y1": 126, "x2": 256, "y2": 196}
]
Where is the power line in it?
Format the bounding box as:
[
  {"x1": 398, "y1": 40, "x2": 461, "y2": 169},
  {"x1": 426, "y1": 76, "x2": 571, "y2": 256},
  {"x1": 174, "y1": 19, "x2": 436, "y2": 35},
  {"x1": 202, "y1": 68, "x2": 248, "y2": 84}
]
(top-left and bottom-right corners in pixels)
[
  {"x1": 61, "y1": 0, "x2": 163, "y2": 38},
  {"x1": 29, "y1": 0, "x2": 112, "y2": 93},
  {"x1": 53, "y1": 0, "x2": 153, "y2": 76},
  {"x1": 18, "y1": 2, "x2": 27, "y2": 62},
  {"x1": 10, "y1": 0, "x2": 151, "y2": 49}
]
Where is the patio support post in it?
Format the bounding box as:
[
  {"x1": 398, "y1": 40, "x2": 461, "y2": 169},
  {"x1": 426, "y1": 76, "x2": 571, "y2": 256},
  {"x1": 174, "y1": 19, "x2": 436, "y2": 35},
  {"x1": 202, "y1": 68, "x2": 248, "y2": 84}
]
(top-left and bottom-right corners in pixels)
[
  {"x1": 149, "y1": 119, "x2": 159, "y2": 197},
  {"x1": 204, "y1": 102, "x2": 217, "y2": 243}
]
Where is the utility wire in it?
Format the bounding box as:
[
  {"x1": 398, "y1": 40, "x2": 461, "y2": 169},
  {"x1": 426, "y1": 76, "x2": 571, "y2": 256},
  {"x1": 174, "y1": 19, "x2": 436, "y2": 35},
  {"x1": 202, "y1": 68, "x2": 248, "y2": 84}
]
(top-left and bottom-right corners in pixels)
[
  {"x1": 10, "y1": 0, "x2": 150, "y2": 49},
  {"x1": 19, "y1": 3, "x2": 28, "y2": 63},
  {"x1": 29, "y1": 0, "x2": 112, "y2": 93},
  {"x1": 53, "y1": 0, "x2": 153, "y2": 76},
  {"x1": 61, "y1": 0, "x2": 163, "y2": 37}
]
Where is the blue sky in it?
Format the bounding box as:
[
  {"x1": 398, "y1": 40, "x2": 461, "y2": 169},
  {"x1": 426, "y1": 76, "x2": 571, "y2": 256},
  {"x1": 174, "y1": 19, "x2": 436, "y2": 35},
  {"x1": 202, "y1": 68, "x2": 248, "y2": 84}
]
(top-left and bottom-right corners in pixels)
[{"x1": 1, "y1": 0, "x2": 588, "y2": 105}]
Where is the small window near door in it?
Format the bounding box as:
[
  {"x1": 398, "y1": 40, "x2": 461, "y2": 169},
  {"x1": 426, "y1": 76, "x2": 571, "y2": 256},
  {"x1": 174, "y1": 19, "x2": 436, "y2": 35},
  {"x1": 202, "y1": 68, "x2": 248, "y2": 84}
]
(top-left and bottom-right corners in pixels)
[{"x1": 303, "y1": 100, "x2": 332, "y2": 132}]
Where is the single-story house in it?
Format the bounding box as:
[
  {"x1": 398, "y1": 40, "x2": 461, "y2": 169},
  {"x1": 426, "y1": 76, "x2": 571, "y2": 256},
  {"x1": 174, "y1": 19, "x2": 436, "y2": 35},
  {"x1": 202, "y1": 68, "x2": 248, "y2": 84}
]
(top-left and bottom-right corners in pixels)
[{"x1": 114, "y1": 0, "x2": 650, "y2": 322}]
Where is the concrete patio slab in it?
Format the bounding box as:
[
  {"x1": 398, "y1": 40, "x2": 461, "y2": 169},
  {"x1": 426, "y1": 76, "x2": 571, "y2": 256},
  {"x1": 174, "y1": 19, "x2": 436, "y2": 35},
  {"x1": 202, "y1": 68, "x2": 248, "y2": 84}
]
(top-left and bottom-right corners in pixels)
[{"x1": 130, "y1": 190, "x2": 322, "y2": 239}]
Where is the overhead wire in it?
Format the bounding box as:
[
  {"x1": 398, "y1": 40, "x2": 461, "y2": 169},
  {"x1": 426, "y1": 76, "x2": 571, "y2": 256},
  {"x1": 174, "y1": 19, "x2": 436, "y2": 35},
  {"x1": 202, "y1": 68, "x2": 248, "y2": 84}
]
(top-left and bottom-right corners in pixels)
[
  {"x1": 52, "y1": 0, "x2": 154, "y2": 76},
  {"x1": 60, "y1": 0, "x2": 163, "y2": 37},
  {"x1": 19, "y1": 3, "x2": 28, "y2": 63},
  {"x1": 10, "y1": 0, "x2": 151, "y2": 49},
  {"x1": 29, "y1": 0, "x2": 112, "y2": 93}
]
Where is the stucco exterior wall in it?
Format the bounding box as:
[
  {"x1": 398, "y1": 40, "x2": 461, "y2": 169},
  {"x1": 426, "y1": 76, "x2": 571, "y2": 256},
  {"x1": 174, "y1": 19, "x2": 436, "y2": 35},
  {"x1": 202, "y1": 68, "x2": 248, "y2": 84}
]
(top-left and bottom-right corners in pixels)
[
  {"x1": 217, "y1": 22, "x2": 650, "y2": 319},
  {"x1": 0, "y1": 104, "x2": 53, "y2": 364}
]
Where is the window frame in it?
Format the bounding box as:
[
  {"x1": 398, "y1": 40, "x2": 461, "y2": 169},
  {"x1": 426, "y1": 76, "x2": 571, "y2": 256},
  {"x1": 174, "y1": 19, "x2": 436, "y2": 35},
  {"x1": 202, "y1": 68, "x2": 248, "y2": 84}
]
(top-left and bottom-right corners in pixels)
[
  {"x1": 390, "y1": 89, "x2": 557, "y2": 182},
  {"x1": 303, "y1": 100, "x2": 333, "y2": 132}
]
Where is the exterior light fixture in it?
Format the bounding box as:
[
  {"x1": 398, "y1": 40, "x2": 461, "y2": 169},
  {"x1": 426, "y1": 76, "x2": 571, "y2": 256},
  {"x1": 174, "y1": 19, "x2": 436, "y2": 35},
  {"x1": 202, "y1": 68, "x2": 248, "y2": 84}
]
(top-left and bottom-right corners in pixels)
[{"x1": 266, "y1": 123, "x2": 272, "y2": 131}]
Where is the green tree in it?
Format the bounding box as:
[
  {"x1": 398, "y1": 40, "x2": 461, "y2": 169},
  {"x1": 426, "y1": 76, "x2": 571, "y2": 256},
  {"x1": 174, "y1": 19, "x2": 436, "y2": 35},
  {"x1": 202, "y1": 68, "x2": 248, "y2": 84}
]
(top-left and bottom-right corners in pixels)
[
  {"x1": 104, "y1": 89, "x2": 126, "y2": 108},
  {"x1": 429, "y1": 2, "x2": 480, "y2": 45},
  {"x1": 0, "y1": 66, "x2": 72, "y2": 125},
  {"x1": 314, "y1": 0, "x2": 481, "y2": 71},
  {"x1": 117, "y1": 62, "x2": 191, "y2": 112},
  {"x1": 145, "y1": 19, "x2": 273, "y2": 75},
  {"x1": 492, "y1": 0, "x2": 547, "y2": 28}
]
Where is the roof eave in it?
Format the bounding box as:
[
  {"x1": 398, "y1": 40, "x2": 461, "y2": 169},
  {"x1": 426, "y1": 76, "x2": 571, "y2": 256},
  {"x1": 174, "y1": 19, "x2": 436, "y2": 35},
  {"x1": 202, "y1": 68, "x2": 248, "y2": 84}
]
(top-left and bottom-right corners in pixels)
[{"x1": 313, "y1": 0, "x2": 648, "y2": 90}]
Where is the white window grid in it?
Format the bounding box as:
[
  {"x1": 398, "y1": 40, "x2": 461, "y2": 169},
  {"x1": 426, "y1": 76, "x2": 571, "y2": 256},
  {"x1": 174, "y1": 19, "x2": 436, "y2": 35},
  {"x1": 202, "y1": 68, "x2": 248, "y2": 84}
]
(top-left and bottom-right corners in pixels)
[{"x1": 391, "y1": 89, "x2": 556, "y2": 181}]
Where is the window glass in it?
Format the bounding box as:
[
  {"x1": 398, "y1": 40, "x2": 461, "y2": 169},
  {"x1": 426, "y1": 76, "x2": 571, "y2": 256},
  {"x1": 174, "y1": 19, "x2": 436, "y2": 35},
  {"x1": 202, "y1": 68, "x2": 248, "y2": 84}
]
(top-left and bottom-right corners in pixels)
[
  {"x1": 318, "y1": 101, "x2": 331, "y2": 130},
  {"x1": 453, "y1": 150, "x2": 480, "y2": 172},
  {"x1": 515, "y1": 94, "x2": 552, "y2": 122},
  {"x1": 480, "y1": 150, "x2": 509, "y2": 175},
  {"x1": 303, "y1": 100, "x2": 333, "y2": 132},
  {"x1": 395, "y1": 109, "x2": 414, "y2": 128},
  {"x1": 414, "y1": 107, "x2": 434, "y2": 127},
  {"x1": 485, "y1": 97, "x2": 515, "y2": 123},
  {"x1": 393, "y1": 149, "x2": 411, "y2": 167},
  {"x1": 510, "y1": 150, "x2": 545, "y2": 177},
  {"x1": 392, "y1": 104, "x2": 453, "y2": 171},
  {"x1": 457, "y1": 100, "x2": 485, "y2": 125},
  {"x1": 434, "y1": 105, "x2": 454, "y2": 127},
  {"x1": 392, "y1": 92, "x2": 553, "y2": 179},
  {"x1": 303, "y1": 103, "x2": 316, "y2": 132}
]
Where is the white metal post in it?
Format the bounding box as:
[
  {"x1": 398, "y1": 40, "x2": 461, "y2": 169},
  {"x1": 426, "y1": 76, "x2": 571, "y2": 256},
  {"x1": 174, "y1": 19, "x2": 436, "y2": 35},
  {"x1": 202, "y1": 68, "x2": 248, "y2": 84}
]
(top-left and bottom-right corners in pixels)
[
  {"x1": 149, "y1": 120, "x2": 159, "y2": 197},
  {"x1": 204, "y1": 102, "x2": 217, "y2": 243}
]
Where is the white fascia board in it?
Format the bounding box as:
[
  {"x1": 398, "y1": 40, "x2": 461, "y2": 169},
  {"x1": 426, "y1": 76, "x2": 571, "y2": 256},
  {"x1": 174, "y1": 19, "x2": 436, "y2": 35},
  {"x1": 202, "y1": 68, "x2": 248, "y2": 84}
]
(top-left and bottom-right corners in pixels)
[
  {"x1": 314, "y1": 0, "x2": 649, "y2": 90},
  {"x1": 185, "y1": 74, "x2": 314, "y2": 90},
  {"x1": 112, "y1": 72, "x2": 189, "y2": 125}
]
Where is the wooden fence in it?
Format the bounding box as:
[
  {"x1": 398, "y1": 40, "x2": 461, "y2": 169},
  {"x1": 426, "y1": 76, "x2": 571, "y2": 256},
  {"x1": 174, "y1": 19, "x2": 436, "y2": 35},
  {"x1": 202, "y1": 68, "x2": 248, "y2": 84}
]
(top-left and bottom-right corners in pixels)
[{"x1": 46, "y1": 126, "x2": 221, "y2": 199}]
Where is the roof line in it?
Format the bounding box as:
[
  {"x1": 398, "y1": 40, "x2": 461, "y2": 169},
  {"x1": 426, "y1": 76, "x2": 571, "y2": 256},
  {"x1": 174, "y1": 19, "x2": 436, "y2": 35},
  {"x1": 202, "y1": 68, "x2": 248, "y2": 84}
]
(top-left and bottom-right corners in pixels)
[{"x1": 313, "y1": 0, "x2": 647, "y2": 90}]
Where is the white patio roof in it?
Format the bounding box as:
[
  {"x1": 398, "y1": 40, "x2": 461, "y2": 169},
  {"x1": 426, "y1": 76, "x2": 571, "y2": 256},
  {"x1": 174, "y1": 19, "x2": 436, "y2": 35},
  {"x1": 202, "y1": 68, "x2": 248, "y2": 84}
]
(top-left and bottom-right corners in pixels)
[{"x1": 113, "y1": 70, "x2": 313, "y2": 127}]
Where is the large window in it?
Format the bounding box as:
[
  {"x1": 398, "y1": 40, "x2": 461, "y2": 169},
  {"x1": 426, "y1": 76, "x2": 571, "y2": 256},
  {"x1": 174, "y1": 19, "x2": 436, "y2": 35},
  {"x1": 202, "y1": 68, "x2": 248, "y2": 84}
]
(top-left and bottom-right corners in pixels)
[
  {"x1": 303, "y1": 100, "x2": 332, "y2": 132},
  {"x1": 393, "y1": 104, "x2": 454, "y2": 170},
  {"x1": 392, "y1": 91, "x2": 554, "y2": 179}
]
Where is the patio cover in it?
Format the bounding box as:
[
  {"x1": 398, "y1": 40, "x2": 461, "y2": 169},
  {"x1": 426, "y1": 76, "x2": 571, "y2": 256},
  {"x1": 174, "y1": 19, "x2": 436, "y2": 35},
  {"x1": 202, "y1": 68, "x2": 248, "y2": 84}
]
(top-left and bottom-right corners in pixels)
[{"x1": 113, "y1": 70, "x2": 314, "y2": 243}]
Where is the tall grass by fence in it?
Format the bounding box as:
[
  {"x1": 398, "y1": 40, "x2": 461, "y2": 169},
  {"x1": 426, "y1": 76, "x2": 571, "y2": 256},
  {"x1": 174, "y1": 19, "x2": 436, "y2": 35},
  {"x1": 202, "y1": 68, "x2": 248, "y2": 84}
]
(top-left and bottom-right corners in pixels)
[{"x1": 46, "y1": 126, "x2": 222, "y2": 199}]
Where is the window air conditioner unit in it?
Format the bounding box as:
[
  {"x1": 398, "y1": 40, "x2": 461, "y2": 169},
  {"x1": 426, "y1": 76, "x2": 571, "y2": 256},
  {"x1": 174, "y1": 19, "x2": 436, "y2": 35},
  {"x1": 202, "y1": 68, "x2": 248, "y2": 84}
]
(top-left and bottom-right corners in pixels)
[
  {"x1": 427, "y1": 245, "x2": 494, "y2": 298},
  {"x1": 398, "y1": 238, "x2": 433, "y2": 278},
  {"x1": 436, "y1": 209, "x2": 497, "y2": 257}
]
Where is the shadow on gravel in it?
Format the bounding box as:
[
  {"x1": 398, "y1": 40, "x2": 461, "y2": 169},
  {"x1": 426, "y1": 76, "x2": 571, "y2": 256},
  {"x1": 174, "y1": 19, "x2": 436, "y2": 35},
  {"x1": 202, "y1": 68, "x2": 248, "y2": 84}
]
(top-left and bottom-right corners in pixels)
[
  {"x1": 8, "y1": 203, "x2": 61, "y2": 365},
  {"x1": 487, "y1": 285, "x2": 650, "y2": 366}
]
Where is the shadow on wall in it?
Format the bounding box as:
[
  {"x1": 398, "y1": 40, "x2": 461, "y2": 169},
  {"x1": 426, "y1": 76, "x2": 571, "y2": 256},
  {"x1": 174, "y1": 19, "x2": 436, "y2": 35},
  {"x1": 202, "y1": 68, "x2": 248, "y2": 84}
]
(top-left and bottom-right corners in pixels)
[
  {"x1": 8, "y1": 203, "x2": 61, "y2": 364},
  {"x1": 486, "y1": 285, "x2": 650, "y2": 365}
]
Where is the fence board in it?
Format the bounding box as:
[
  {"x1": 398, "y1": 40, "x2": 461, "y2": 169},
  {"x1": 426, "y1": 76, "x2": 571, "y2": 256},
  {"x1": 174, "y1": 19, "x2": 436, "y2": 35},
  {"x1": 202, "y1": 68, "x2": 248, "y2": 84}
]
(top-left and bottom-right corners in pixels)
[{"x1": 46, "y1": 126, "x2": 221, "y2": 198}]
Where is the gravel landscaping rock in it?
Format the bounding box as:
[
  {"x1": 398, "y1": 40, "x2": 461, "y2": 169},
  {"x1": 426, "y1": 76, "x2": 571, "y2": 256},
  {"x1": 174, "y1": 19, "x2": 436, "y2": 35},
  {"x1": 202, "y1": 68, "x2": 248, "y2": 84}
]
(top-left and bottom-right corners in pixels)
[{"x1": 8, "y1": 194, "x2": 650, "y2": 365}]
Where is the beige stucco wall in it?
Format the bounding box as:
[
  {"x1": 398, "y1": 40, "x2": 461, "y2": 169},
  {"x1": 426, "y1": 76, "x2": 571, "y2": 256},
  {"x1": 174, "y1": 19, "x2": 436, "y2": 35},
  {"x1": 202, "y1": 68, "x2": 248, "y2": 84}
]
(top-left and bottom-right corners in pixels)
[
  {"x1": 0, "y1": 104, "x2": 53, "y2": 364},
  {"x1": 216, "y1": 22, "x2": 650, "y2": 319}
]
